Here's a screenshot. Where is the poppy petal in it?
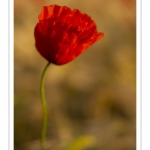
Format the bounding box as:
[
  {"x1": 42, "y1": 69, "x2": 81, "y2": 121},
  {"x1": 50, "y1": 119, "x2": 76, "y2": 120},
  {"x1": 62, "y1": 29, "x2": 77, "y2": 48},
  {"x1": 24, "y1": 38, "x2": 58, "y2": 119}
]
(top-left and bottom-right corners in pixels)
[{"x1": 34, "y1": 4, "x2": 104, "y2": 65}]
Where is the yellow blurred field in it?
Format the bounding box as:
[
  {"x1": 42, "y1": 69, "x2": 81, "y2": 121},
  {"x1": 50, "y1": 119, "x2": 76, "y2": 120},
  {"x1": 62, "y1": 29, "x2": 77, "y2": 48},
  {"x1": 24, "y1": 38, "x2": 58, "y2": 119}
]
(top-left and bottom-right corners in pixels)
[{"x1": 14, "y1": 0, "x2": 136, "y2": 149}]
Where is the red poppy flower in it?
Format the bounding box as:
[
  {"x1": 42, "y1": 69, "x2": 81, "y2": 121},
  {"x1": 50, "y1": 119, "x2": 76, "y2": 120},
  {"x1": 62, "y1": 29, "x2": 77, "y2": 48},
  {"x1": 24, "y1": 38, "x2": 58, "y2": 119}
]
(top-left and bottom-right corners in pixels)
[{"x1": 34, "y1": 4, "x2": 104, "y2": 65}]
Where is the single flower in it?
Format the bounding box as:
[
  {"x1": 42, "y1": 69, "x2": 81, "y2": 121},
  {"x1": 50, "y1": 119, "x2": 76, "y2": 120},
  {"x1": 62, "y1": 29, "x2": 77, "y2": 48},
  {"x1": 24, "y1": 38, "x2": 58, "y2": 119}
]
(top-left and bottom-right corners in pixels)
[{"x1": 34, "y1": 4, "x2": 104, "y2": 65}]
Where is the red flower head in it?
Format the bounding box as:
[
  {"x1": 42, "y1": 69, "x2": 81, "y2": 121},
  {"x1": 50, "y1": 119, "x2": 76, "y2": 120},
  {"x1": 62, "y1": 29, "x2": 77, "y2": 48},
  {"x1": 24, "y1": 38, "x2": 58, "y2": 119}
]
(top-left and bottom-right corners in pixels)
[{"x1": 34, "y1": 4, "x2": 104, "y2": 65}]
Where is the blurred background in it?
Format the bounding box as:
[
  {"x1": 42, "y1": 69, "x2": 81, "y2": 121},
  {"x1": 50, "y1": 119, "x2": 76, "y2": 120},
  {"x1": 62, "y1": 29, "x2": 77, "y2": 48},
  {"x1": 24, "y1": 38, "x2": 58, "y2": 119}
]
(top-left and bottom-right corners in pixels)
[{"x1": 14, "y1": 0, "x2": 136, "y2": 150}]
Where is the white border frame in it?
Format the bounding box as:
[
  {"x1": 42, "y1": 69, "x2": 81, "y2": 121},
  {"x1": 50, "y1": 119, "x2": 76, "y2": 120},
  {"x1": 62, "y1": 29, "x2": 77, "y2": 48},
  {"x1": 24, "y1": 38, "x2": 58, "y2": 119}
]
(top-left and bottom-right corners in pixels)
[
  {"x1": 136, "y1": 0, "x2": 141, "y2": 150},
  {"x1": 9, "y1": 0, "x2": 14, "y2": 149},
  {"x1": 0, "y1": 0, "x2": 13, "y2": 150},
  {"x1": 0, "y1": 0, "x2": 9, "y2": 149},
  {"x1": 1, "y1": 0, "x2": 147, "y2": 149},
  {"x1": 141, "y1": 0, "x2": 150, "y2": 150}
]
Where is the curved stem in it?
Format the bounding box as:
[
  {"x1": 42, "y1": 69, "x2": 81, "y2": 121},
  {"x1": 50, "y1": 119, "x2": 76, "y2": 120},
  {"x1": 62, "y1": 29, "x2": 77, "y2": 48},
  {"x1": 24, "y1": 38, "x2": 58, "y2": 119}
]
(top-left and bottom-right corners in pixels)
[{"x1": 40, "y1": 62, "x2": 50, "y2": 150}]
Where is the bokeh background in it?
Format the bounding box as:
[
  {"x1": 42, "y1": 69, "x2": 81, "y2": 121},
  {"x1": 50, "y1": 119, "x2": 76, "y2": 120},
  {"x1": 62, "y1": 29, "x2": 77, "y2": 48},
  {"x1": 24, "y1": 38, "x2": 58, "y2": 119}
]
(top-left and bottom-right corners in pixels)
[{"x1": 14, "y1": 0, "x2": 136, "y2": 150}]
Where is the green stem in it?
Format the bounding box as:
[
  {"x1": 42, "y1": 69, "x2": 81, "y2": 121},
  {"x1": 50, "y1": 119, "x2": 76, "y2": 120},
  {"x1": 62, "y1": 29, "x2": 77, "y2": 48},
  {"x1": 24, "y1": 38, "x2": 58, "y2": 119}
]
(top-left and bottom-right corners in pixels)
[{"x1": 40, "y1": 62, "x2": 50, "y2": 150}]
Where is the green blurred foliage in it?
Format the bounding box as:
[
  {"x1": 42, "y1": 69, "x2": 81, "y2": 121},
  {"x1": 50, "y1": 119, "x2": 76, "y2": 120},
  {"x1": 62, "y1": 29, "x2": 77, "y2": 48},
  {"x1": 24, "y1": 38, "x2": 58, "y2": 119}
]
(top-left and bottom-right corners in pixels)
[{"x1": 14, "y1": 0, "x2": 136, "y2": 149}]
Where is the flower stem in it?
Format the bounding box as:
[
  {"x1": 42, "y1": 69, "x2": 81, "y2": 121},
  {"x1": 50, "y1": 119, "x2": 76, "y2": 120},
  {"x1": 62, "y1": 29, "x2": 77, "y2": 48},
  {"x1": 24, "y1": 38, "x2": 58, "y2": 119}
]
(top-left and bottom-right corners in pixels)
[{"x1": 40, "y1": 62, "x2": 50, "y2": 150}]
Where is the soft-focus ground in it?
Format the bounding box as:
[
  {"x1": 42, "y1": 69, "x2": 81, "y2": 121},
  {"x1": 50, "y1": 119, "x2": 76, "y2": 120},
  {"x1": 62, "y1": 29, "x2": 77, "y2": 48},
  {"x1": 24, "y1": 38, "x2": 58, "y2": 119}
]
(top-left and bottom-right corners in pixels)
[{"x1": 14, "y1": 0, "x2": 136, "y2": 149}]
